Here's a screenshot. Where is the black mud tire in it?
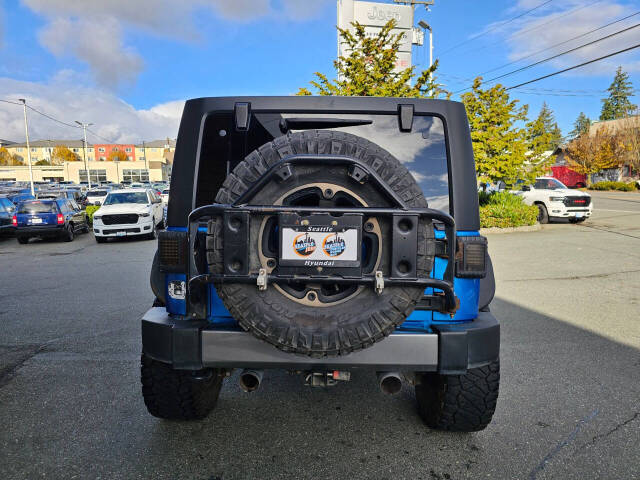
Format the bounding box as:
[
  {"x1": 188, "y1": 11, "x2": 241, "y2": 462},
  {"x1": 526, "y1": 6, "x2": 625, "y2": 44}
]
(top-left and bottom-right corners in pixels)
[
  {"x1": 415, "y1": 360, "x2": 500, "y2": 432},
  {"x1": 206, "y1": 130, "x2": 434, "y2": 357},
  {"x1": 140, "y1": 354, "x2": 224, "y2": 420},
  {"x1": 536, "y1": 203, "x2": 549, "y2": 224},
  {"x1": 17, "y1": 236, "x2": 29, "y2": 244}
]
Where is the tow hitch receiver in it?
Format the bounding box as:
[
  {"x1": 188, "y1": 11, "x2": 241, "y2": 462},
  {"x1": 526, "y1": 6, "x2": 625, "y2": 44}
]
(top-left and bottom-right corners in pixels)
[{"x1": 305, "y1": 370, "x2": 351, "y2": 387}]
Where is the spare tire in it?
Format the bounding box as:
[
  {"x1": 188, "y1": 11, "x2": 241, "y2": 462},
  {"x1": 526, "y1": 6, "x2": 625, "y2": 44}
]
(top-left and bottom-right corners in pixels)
[{"x1": 206, "y1": 130, "x2": 434, "y2": 357}]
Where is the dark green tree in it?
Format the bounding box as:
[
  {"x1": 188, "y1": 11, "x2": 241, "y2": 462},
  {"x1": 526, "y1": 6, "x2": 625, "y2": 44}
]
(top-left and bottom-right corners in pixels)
[
  {"x1": 529, "y1": 102, "x2": 562, "y2": 151},
  {"x1": 298, "y1": 20, "x2": 449, "y2": 98},
  {"x1": 600, "y1": 66, "x2": 636, "y2": 120},
  {"x1": 569, "y1": 112, "x2": 591, "y2": 139}
]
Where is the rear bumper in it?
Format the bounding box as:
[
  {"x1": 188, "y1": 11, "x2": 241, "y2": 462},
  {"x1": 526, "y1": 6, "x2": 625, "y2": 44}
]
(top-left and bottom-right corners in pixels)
[
  {"x1": 17, "y1": 225, "x2": 64, "y2": 236},
  {"x1": 141, "y1": 307, "x2": 499, "y2": 374}
]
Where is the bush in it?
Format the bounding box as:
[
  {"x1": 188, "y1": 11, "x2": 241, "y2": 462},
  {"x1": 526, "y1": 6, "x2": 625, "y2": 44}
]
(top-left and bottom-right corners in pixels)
[
  {"x1": 589, "y1": 181, "x2": 637, "y2": 191},
  {"x1": 479, "y1": 191, "x2": 538, "y2": 228},
  {"x1": 85, "y1": 205, "x2": 100, "y2": 225}
]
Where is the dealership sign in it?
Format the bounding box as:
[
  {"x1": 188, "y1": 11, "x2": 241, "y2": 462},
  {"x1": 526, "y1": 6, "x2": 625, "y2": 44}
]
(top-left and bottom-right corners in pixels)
[{"x1": 337, "y1": 0, "x2": 415, "y2": 71}]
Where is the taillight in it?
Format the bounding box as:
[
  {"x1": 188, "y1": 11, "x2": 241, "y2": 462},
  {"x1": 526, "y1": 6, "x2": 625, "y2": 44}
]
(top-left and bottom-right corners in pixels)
[
  {"x1": 12, "y1": 215, "x2": 17, "y2": 226},
  {"x1": 455, "y1": 236, "x2": 488, "y2": 279},
  {"x1": 57, "y1": 214, "x2": 64, "y2": 224}
]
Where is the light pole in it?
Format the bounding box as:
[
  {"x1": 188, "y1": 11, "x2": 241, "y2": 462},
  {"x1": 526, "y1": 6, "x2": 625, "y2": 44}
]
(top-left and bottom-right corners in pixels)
[
  {"x1": 18, "y1": 99, "x2": 35, "y2": 196},
  {"x1": 75, "y1": 121, "x2": 93, "y2": 188},
  {"x1": 418, "y1": 20, "x2": 433, "y2": 69}
]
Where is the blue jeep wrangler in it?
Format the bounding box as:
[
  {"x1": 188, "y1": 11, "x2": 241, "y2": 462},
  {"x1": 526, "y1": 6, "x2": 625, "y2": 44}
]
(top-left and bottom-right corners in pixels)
[{"x1": 142, "y1": 96, "x2": 499, "y2": 432}]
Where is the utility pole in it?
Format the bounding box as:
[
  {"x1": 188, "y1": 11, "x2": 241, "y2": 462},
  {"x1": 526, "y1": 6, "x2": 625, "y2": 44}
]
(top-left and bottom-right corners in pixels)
[
  {"x1": 75, "y1": 121, "x2": 93, "y2": 188},
  {"x1": 18, "y1": 99, "x2": 35, "y2": 196}
]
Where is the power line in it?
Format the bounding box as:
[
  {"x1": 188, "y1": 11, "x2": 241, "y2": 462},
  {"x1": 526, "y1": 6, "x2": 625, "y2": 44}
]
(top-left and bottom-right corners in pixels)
[
  {"x1": 0, "y1": 99, "x2": 23, "y2": 106},
  {"x1": 448, "y1": 0, "x2": 603, "y2": 60},
  {"x1": 506, "y1": 42, "x2": 640, "y2": 89},
  {"x1": 481, "y1": 22, "x2": 640, "y2": 85},
  {"x1": 438, "y1": 0, "x2": 554, "y2": 55},
  {"x1": 86, "y1": 128, "x2": 115, "y2": 143},
  {"x1": 26, "y1": 105, "x2": 82, "y2": 130},
  {"x1": 477, "y1": 10, "x2": 640, "y2": 77}
]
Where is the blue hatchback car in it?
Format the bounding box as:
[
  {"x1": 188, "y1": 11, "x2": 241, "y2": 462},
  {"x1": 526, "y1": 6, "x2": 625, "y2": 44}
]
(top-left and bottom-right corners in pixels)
[{"x1": 14, "y1": 198, "x2": 89, "y2": 244}]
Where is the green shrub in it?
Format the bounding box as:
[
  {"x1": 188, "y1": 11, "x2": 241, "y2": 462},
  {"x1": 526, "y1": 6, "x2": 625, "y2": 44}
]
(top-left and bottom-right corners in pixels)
[
  {"x1": 478, "y1": 191, "x2": 538, "y2": 228},
  {"x1": 85, "y1": 205, "x2": 100, "y2": 225},
  {"x1": 589, "y1": 181, "x2": 637, "y2": 191}
]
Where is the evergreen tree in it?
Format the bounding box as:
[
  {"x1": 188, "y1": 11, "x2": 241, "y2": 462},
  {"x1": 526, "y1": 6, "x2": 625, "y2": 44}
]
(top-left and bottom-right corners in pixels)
[
  {"x1": 298, "y1": 20, "x2": 449, "y2": 98},
  {"x1": 529, "y1": 102, "x2": 562, "y2": 151},
  {"x1": 600, "y1": 67, "x2": 636, "y2": 120},
  {"x1": 569, "y1": 112, "x2": 591, "y2": 139},
  {"x1": 461, "y1": 77, "x2": 532, "y2": 186}
]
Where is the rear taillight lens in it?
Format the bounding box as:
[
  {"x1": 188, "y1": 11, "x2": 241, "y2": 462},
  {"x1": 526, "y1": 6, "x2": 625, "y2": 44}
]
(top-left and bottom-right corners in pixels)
[
  {"x1": 158, "y1": 230, "x2": 188, "y2": 273},
  {"x1": 12, "y1": 215, "x2": 17, "y2": 226},
  {"x1": 455, "y1": 236, "x2": 488, "y2": 278},
  {"x1": 57, "y1": 214, "x2": 64, "y2": 224}
]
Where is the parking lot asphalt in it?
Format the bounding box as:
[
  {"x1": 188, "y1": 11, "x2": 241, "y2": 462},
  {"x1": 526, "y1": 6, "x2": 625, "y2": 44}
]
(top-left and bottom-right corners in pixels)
[{"x1": 0, "y1": 190, "x2": 639, "y2": 480}]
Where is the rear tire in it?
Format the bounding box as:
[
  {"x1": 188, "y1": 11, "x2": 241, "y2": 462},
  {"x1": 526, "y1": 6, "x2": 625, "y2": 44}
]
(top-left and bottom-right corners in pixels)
[
  {"x1": 415, "y1": 360, "x2": 500, "y2": 432},
  {"x1": 140, "y1": 354, "x2": 224, "y2": 420},
  {"x1": 17, "y1": 236, "x2": 29, "y2": 244},
  {"x1": 63, "y1": 223, "x2": 74, "y2": 242},
  {"x1": 536, "y1": 204, "x2": 549, "y2": 224}
]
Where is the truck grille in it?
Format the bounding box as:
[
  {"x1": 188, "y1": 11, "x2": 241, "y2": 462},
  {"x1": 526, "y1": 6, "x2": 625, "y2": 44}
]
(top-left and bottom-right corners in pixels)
[
  {"x1": 102, "y1": 214, "x2": 139, "y2": 225},
  {"x1": 564, "y1": 197, "x2": 591, "y2": 207}
]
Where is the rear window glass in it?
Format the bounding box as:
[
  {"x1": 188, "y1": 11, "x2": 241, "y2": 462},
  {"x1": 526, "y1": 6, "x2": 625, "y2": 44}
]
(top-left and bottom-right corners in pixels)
[
  {"x1": 197, "y1": 112, "x2": 449, "y2": 212},
  {"x1": 88, "y1": 190, "x2": 108, "y2": 196},
  {"x1": 18, "y1": 201, "x2": 58, "y2": 214}
]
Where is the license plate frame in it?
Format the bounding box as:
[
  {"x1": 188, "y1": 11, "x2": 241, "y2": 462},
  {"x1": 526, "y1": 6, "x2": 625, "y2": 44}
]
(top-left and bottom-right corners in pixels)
[
  {"x1": 278, "y1": 213, "x2": 362, "y2": 269},
  {"x1": 116, "y1": 231, "x2": 126, "y2": 237},
  {"x1": 30, "y1": 218, "x2": 43, "y2": 224},
  {"x1": 575, "y1": 212, "x2": 584, "y2": 218}
]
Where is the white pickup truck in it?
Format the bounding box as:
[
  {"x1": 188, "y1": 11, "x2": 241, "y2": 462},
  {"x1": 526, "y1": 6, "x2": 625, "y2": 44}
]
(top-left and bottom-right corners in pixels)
[{"x1": 515, "y1": 177, "x2": 593, "y2": 224}]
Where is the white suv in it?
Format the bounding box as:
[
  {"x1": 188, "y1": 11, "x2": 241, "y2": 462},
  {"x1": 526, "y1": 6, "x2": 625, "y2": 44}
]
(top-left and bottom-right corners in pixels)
[
  {"x1": 93, "y1": 188, "x2": 164, "y2": 243},
  {"x1": 516, "y1": 177, "x2": 593, "y2": 224}
]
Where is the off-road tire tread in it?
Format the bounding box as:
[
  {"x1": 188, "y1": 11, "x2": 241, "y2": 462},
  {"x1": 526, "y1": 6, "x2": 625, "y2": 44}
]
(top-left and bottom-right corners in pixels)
[
  {"x1": 140, "y1": 354, "x2": 223, "y2": 420},
  {"x1": 206, "y1": 130, "x2": 434, "y2": 357},
  {"x1": 416, "y1": 360, "x2": 500, "y2": 432}
]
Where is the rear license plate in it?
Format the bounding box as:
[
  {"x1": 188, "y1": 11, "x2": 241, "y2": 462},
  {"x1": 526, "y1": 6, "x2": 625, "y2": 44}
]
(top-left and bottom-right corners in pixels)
[
  {"x1": 278, "y1": 213, "x2": 362, "y2": 268},
  {"x1": 116, "y1": 231, "x2": 126, "y2": 237},
  {"x1": 30, "y1": 218, "x2": 43, "y2": 224},
  {"x1": 575, "y1": 212, "x2": 584, "y2": 218}
]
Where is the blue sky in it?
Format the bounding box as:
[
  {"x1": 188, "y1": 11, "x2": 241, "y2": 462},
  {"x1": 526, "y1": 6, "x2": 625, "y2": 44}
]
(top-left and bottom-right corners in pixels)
[{"x1": 0, "y1": 0, "x2": 638, "y2": 143}]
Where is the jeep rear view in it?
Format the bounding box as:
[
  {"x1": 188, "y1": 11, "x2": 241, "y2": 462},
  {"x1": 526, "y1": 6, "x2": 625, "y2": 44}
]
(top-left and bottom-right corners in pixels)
[{"x1": 142, "y1": 96, "x2": 499, "y2": 432}]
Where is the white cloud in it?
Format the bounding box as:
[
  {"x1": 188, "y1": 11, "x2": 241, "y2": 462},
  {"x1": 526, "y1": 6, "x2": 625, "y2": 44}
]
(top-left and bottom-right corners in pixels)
[
  {"x1": 505, "y1": 1, "x2": 640, "y2": 76},
  {"x1": 21, "y1": 0, "x2": 330, "y2": 88},
  {"x1": 0, "y1": 75, "x2": 183, "y2": 143},
  {"x1": 39, "y1": 17, "x2": 143, "y2": 89}
]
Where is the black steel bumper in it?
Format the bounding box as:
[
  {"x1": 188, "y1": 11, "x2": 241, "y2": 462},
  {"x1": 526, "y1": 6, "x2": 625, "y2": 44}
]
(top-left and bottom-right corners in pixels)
[{"x1": 141, "y1": 308, "x2": 499, "y2": 375}]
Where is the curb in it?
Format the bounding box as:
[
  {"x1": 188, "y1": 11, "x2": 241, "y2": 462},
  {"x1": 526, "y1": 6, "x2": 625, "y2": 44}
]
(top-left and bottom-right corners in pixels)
[{"x1": 480, "y1": 223, "x2": 541, "y2": 235}]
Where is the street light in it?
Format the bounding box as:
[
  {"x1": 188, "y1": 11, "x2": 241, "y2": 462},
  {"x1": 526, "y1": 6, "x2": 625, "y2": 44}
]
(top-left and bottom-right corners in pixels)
[
  {"x1": 418, "y1": 20, "x2": 433, "y2": 69},
  {"x1": 18, "y1": 99, "x2": 35, "y2": 196},
  {"x1": 75, "y1": 121, "x2": 93, "y2": 188}
]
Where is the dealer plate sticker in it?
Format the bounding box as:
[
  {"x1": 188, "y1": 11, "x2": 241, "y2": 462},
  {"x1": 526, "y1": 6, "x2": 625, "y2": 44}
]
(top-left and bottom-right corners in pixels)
[{"x1": 280, "y1": 228, "x2": 359, "y2": 263}]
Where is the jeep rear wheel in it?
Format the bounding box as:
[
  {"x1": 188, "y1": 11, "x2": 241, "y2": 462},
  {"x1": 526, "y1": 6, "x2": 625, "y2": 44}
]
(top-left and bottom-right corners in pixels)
[
  {"x1": 415, "y1": 360, "x2": 500, "y2": 432},
  {"x1": 140, "y1": 354, "x2": 224, "y2": 420},
  {"x1": 206, "y1": 130, "x2": 435, "y2": 357}
]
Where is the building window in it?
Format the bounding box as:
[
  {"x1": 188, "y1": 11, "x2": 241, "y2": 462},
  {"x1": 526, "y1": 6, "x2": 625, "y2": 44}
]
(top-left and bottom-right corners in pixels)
[
  {"x1": 125, "y1": 147, "x2": 132, "y2": 153},
  {"x1": 113, "y1": 147, "x2": 119, "y2": 152},
  {"x1": 99, "y1": 156, "x2": 106, "y2": 161},
  {"x1": 72, "y1": 148, "x2": 79, "y2": 153},
  {"x1": 127, "y1": 156, "x2": 133, "y2": 161},
  {"x1": 31, "y1": 148, "x2": 37, "y2": 152},
  {"x1": 88, "y1": 148, "x2": 93, "y2": 152},
  {"x1": 139, "y1": 156, "x2": 145, "y2": 161},
  {"x1": 122, "y1": 169, "x2": 150, "y2": 183},
  {"x1": 79, "y1": 169, "x2": 107, "y2": 184},
  {"x1": 16, "y1": 148, "x2": 23, "y2": 152},
  {"x1": 98, "y1": 147, "x2": 105, "y2": 153}
]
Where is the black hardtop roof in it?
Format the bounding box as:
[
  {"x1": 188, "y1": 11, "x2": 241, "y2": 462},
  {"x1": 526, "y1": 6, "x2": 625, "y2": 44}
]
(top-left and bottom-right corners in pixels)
[{"x1": 169, "y1": 96, "x2": 479, "y2": 230}]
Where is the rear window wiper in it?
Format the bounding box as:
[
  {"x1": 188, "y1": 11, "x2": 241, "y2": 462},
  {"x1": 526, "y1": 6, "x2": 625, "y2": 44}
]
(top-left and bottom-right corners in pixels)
[{"x1": 279, "y1": 117, "x2": 373, "y2": 133}]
